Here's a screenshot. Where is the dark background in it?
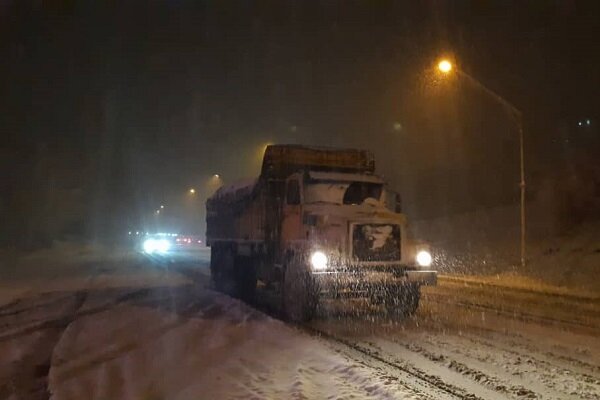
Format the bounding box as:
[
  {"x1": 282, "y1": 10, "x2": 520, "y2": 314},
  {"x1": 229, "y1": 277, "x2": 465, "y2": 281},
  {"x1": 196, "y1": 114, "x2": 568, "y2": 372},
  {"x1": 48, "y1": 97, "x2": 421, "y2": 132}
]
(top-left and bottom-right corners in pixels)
[{"x1": 1, "y1": 1, "x2": 598, "y2": 248}]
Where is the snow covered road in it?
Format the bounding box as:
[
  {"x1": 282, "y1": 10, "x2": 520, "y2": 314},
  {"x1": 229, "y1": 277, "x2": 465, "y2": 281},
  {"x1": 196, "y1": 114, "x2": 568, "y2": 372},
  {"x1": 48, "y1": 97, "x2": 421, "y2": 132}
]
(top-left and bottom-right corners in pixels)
[
  {"x1": 310, "y1": 279, "x2": 600, "y2": 399},
  {"x1": 1, "y1": 250, "x2": 598, "y2": 399}
]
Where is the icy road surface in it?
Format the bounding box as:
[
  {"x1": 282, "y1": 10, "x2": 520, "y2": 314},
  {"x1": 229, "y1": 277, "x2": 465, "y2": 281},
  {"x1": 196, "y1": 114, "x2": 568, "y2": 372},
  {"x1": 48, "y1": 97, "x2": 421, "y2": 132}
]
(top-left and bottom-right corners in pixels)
[{"x1": 0, "y1": 248, "x2": 598, "y2": 399}]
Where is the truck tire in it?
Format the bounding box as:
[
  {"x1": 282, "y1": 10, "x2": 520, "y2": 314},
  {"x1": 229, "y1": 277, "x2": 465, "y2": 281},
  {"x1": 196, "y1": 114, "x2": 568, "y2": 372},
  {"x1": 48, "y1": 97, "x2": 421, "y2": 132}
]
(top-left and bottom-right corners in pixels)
[
  {"x1": 385, "y1": 283, "x2": 420, "y2": 318},
  {"x1": 282, "y1": 263, "x2": 318, "y2": 322},
  {"x1": 235, "y1": 256, "x2": 257, "y2": 303},
  {"x1": 211, "y1": 246, "x2": 237, "y2": 296}
]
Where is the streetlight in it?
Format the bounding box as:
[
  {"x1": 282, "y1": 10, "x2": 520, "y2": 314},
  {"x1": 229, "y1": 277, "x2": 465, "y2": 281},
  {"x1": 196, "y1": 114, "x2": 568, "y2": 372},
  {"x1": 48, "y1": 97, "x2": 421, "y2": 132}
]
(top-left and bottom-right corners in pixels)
[
  {"x1": 207, "y1": 174, "x2": 223, "y2": 196},
  {"x1": 189, "y1": 188, "x2": 196, "y2": 194},
  {"x1": 436, "y1": 58, "x2": 527, "y2": 268},
  {"x1": 438, "y1": 59, "x2": 453, "y2": 74}
]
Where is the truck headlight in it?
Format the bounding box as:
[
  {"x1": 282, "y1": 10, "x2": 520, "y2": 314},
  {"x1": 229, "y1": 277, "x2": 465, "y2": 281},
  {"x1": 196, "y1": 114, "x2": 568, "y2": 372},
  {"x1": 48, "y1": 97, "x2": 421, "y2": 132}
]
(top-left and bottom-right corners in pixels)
[
  {"x1": 416, "y1": 250, "x2": 432, "y2": 267},
  {"x1": 310, "y1": 251, "x2": 328, "y2": 271}
]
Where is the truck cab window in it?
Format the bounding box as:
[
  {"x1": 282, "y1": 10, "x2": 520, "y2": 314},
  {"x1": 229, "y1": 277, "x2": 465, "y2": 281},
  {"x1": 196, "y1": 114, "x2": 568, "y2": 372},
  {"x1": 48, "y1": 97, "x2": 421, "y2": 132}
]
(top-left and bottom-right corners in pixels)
[
  {"x1": 343, "y1": 182, "x2": 382, "y2": 205},
  {"x1": 286, "y1": 180, "x2": 301, "y2": 205}
]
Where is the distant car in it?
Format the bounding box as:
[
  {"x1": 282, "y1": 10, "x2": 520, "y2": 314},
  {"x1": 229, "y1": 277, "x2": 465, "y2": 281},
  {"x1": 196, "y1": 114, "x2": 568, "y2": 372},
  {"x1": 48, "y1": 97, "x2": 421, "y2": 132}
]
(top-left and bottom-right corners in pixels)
[
  {"x1": 140, "y1": 233, "x2": 203, "y2": 256},
  {"x1": 173, "y1": 235, "x2": 203, "y2": 248}
]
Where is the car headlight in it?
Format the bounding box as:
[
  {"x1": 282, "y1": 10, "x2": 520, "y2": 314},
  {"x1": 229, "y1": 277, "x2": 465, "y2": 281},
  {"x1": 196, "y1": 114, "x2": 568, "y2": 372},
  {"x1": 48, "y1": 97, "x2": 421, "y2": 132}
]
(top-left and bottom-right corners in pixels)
[
  {"x1": 143, "y1": 238, "x2": 157, "y2": 254},
  {"x1": 416, "y1": 250, "x2": 432, "y2": 267},
  {"x1": 310, "y1": 251, "x2": 328, "y2": 271},
  {"x1": 156, "y1": 239, "x2": 171, "y2": 253},
  {"x1": 143, "y1": 238, "x2": 171, "y2": 254}
]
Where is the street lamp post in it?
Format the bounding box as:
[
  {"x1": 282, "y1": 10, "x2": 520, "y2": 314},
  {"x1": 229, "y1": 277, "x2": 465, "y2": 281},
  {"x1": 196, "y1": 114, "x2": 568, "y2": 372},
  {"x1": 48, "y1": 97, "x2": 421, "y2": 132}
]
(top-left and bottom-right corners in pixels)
[{"x1": 437, "y1": 59, "x2": 526, "y2": 267}]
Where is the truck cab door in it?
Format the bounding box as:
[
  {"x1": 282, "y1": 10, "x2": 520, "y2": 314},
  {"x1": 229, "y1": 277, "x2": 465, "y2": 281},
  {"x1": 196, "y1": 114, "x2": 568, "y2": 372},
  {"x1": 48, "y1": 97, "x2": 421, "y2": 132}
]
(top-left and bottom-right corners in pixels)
[
  {"x1": 384, "y1": 188, "x2": 402, "y2": 213},
  {"x1": 281, "y1": 175, "x2": 304, "y2": 244}
]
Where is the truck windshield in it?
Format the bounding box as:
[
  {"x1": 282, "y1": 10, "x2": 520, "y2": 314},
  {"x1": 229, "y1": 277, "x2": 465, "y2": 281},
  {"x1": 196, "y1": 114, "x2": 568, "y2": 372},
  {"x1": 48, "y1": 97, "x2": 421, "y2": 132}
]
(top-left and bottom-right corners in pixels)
[{"x1": 304, "y1": 181, "x2": 382, "y2": 205}]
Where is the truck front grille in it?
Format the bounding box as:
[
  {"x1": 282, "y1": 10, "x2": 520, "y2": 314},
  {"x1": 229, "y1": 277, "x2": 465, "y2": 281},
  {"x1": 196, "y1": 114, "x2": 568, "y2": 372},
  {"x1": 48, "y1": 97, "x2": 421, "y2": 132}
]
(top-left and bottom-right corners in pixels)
[{"x1": 352, "y1": 223, "x2": 401, "y2": 262}]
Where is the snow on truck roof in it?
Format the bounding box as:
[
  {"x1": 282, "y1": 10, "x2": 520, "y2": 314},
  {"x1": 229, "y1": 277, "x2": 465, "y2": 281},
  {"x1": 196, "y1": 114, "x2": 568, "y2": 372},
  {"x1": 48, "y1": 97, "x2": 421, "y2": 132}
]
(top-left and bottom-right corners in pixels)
[
  {"x1": 208, "y1": 171, "x2": 382, "y2": 203},
  {"x1": 210, "y1": 178, "x2": 257, "y2": 200}
]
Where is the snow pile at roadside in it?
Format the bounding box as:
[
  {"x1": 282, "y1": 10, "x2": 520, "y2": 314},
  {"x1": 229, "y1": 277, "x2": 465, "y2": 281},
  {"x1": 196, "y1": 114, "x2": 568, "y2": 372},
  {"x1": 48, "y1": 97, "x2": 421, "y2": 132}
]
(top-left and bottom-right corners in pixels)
[
  {"x1": 413, "y1": 206, "x2": 600, "y2": 292},
  {"x1": 525, "y1": 221, "x2": 600, "y2": 292},
  {"x1": 0, "y1": 243, "x2": 188, "y2": 307},
  {"x1": 48, "y1": 288, "x2": 417, "y2": 400}
]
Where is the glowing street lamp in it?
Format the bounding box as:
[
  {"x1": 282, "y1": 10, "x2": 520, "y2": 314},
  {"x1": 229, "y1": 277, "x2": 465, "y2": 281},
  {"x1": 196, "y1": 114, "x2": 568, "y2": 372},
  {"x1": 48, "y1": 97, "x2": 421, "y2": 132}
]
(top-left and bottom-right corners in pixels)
[
  {"x1": 206, "y1": 174, "x2": 223, "y2": 196},
  {"x1": 189, "y1": 188, "x2": 196, "y2": 194},
  {"x1": 434, "y1": 55, "x2": 527, "y2": 268},
  {"x1": 438, "y1": 59, "x2": 453, "y2": 74}
]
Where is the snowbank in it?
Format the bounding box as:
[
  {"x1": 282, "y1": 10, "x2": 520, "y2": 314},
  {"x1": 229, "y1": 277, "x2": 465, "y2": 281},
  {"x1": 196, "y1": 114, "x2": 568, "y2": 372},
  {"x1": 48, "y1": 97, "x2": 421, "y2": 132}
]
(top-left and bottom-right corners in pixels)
[
  {"x1": 48, "y1": 287, "x2": 417, "y2": 400},
  {"x1": 0, "y1": 243, "x2": 189, "y2": 307},
  {"x1": 413, "y1": 206, "x2": 600, "y2": 293}
]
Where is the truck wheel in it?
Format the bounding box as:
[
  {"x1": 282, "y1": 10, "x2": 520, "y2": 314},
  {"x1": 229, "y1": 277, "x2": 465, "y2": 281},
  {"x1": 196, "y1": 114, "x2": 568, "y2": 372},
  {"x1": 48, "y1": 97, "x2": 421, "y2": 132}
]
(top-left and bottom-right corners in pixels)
[
  {"x1": 282, "y1": 264, "x2": 318, "y2": 323},
  {"x1": 235, "y1": 257, "x2": 257, "y2": 303},
  {"x1": 385, "y1": 283, "x2": 420, "y2": 318},
  {"x1": 210, "y1": 246, "x2": 222, "y2": 288},
  {"x1": 212, "y1": 247, "x2": 237, "y2": 296}
]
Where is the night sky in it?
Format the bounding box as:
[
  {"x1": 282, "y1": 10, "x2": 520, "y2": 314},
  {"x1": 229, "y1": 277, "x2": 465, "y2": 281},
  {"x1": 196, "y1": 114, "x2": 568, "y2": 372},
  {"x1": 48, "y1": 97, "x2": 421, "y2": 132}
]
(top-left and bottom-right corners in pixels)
[{"x1": 1, "y1": 1, "x2": 598, "y2": 243}]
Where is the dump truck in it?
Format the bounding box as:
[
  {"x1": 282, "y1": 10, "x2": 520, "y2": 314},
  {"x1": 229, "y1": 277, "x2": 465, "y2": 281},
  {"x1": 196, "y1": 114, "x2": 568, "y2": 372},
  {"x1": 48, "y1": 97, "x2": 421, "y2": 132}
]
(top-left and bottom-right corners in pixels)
[{"x1": 206, "y1": 145, "x2": 436, "y2": 321}]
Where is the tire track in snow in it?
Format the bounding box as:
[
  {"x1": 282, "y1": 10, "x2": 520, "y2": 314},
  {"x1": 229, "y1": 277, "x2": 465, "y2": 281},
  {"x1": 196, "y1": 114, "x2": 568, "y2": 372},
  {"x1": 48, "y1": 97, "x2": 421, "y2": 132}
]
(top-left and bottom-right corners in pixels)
[
  {"x1": 419, "y1": 299, "x2": 600, "y2": 376},
  {"x1": 438, "y1": 276, "x2": 599, "y2": 304},
  {"x1": 425, "y1": 296, "x2": 598, "y2": 332},
  {"x1": 443, "y1": 332, "x2": 600, "y2": 385},
  {"x1": 430, "y1": 278, "x2": 600, "y2": 330},
  {"x1": 0, "y1": 292, "x2": 87, "y2": 400},
  {"x1": 382, "y1": 336, "x2": 595, "y2": 400},
  {"x1": 302, "y1": 324, "x2": 486, "y2": 400},
  {"x1": 303, "y1": 286, "x2": 600, "y2": 400},
  {"x1": 48, "y1": 288, "x2": 221, "y2": 385},
  {"x1": 379, "y1": 338, "x2": 540, "y2": 399},
  {"x1": 0, "y1": 294, "x2": 76, "y2": 318},
  {"x1": 0, "y1": 288, "x2": 150, "y2": 342},
  {"x1": 0, "y1": 259, "x2": 120, "y2": 399}
]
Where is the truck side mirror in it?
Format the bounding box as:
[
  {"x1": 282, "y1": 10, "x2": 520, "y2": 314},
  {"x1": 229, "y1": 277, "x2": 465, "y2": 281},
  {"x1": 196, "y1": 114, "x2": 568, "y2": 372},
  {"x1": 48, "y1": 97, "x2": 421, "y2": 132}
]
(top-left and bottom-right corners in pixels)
[{"x1": 395, "y1": 193, "x2": 402, "y2": 213}]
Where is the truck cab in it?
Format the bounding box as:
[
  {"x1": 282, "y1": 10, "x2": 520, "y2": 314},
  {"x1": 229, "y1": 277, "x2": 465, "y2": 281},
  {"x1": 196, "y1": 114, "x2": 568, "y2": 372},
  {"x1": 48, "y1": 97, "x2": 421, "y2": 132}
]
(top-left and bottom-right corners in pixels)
[{"x1": 278, "y1": 170, "x2": 436, "y2": 319}]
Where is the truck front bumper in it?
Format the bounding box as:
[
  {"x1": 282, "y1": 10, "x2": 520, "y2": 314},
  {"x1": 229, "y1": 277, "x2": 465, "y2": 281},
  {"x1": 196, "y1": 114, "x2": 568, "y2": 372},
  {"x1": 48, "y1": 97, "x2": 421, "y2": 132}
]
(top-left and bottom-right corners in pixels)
[
  {"x1": 406, "y1": 270, "x2": 437, "y2": 285},
  {"x1": 312, "y1": 269, "x2": 437, "y2": 298}
]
